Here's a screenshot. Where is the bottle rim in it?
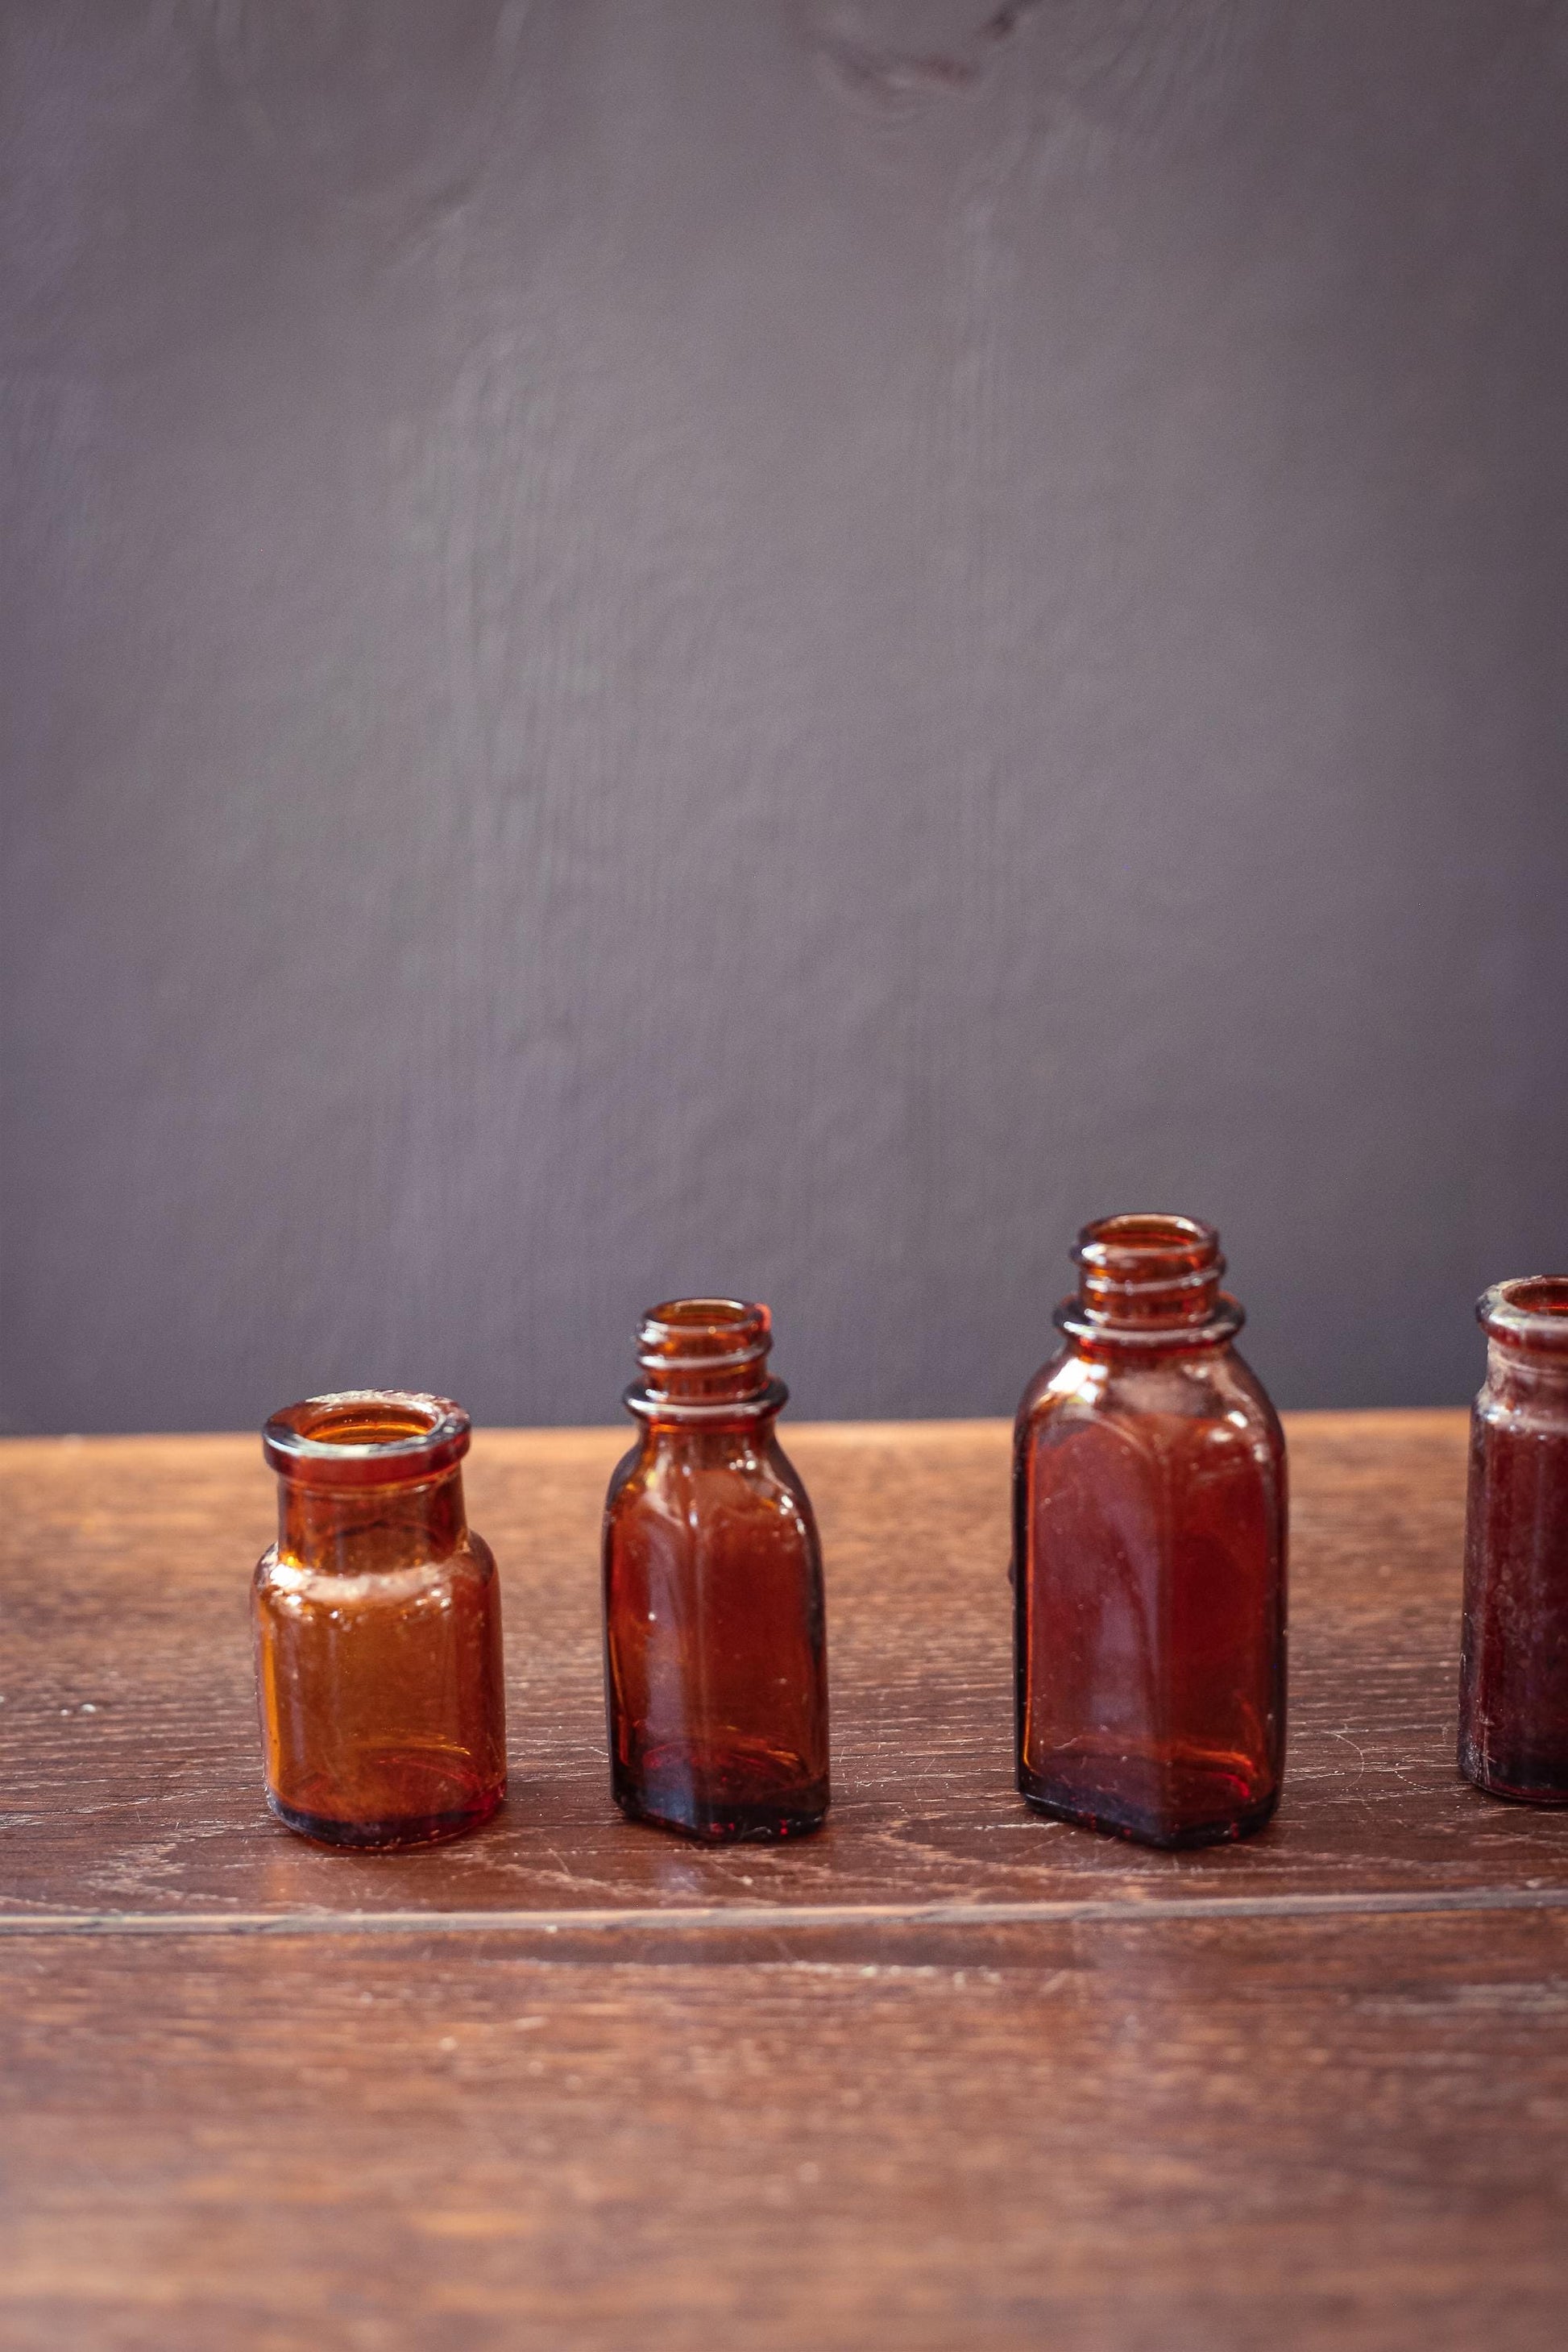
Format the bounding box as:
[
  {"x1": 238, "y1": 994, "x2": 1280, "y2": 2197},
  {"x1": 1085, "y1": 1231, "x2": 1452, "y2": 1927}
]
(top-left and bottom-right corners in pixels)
[
  {"x1": 1478, "y1": 1278, "x2": 1568, "y2": 1355},
  {"x1": 262, "y1": 1390, "x2": 471, "y2": 1485},
  {"x1": 1074, "y1": 1210, "x2": 1221, "y2": 1272}
]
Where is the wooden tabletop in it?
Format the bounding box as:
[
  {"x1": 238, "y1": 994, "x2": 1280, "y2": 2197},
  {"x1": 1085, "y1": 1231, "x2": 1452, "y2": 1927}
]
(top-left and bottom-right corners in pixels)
[{"x1": 0, "y1": 1410, "x2": 1563, "y2": 2350}]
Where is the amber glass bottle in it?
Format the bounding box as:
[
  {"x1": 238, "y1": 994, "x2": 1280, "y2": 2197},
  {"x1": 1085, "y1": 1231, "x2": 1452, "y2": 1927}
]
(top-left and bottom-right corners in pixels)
[
  {"x1": 1459, "y1": 1279, "x2": 1568, "y2": 1805},
  {"x1": 602, "y1": 1300, "x2": 829, "y2": 1842},
  {"x1": 253, "y1": 1391, "x2": 506, "y2": 1848},
  {"x1": 1014, "y1": 1213, "x2": 1287, "y2": 1848}
]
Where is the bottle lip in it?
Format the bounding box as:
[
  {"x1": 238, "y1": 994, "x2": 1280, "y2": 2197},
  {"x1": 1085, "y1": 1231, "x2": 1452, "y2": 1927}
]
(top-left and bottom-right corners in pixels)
[
  {"x1": 262, "y1": 1390, "x2": 471, "y2": 1485},
  {"x1": 1478, "y1": 1278, "x2": 1568, "y2": 1355},
  {"x1": 1074, "y1": 1211, "x2": 1221, "y2": 1273}
]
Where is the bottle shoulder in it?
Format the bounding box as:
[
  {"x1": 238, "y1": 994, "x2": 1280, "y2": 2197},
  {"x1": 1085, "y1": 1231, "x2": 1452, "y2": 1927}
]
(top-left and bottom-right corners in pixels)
[
  {"x1": 254, "y1": 1534, "x2": 495, "y2": 1610},
  {"x1": 1017, "y1": 1342, "x2": 1283, "y2": 1458},
  {"x1": 605, "y1": 1429, "x2": 817, "y2": 1546},
  {"x1": 1474, "y1": 1366, "x2": 1568, "y2": 1439}
]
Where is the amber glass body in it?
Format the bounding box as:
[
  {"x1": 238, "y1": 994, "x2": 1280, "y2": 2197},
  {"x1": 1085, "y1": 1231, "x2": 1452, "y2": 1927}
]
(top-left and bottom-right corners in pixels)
[
  {"x1": 602, "y1": 1300, "x2": 829, "y2": 1842},
  {"x1": 252, "y1": 1392, "x2": 506, "y2": 1849},
  {"x1": 1459, "y1": 1280, "x2": 1568, "y2": 1805},
  {"x1": 1014, "y1": 1213, "x2": 1287, "y2": 1848}
]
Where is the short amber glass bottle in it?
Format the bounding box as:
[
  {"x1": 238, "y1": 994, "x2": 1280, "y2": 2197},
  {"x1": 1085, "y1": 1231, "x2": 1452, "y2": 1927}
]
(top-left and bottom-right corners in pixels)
[
  {"x1": 1014, "y1": 1213, "x2": 1288, "y2": 1848},
  {"x1": 602, "y1": 1300, "x2": 830, "y2": 1842},
  {"x1": 253, "y1": 1391, "x2": 507, "y2": 1848},
  {"x1": 1458, "y1": 1278, "x2": 1568, "y2": 1806}
]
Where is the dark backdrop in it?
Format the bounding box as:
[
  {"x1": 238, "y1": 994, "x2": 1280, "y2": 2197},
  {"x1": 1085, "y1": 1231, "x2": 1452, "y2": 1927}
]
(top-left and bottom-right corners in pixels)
[{"x1": 3, "y1": 1, "x2": 1566, "y2": 1433}]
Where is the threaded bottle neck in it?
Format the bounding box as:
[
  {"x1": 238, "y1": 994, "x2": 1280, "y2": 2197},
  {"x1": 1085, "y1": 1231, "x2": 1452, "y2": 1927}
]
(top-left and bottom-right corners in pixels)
[
  {"x1": 1056, "y1": 1213, "x2": 1243, "y2": 1350},
  {"x1": 625, "y1": 1298, "x2": 785, "y2": 1423}
]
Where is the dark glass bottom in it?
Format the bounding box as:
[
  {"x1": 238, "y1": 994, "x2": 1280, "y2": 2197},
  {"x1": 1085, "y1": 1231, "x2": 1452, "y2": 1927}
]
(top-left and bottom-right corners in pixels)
[
  {"x1": 1459, "y1": 1741, "x2": 1568, "y2": 1807},
  {"x1": 1019, "y1": 1753, "x2": 1279, "y2": 1850},
  {"x1": 615, "y1": 1789, "x2": 828, "y2": 1844},
  {"x1": 612, "y1": 1741, "x2": 828, "y2": 1844},
  {"x1": 266, "y1": 1786, "x2": 504, "y2": 1850}
]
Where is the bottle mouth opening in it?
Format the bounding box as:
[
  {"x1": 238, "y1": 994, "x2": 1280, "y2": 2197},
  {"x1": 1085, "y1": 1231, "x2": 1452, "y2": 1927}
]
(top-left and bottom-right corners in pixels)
[
  {"x1": 262, "y1": 1390, "x2": 471, "y2": 1485},
  {"x1": 1479, "y1": 1278, "x2": 1568, "y2": 1354},
  {"x1": 1074, "y1": 1212, "x2": 1222, "y2": 1290}
]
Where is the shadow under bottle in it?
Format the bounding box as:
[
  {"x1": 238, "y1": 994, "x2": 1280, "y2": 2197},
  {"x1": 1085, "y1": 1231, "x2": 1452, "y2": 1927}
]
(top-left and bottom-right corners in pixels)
[
  {"x1": 1014, "y1": 1214, "x2": 1288, "y2": 1849},
  {"x1": 602, "y1": 1300, "x2": 830, "y2": 1843}
]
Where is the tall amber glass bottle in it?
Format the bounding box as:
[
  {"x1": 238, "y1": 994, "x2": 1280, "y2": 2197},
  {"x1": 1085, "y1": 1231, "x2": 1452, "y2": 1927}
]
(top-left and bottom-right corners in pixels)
[
  {"x1": 603, "y1": 1300, "x2": 829, "y2": 1842},
  {"x1": 1459, "y1": 1279, "x2": 1568, "y2": 1805},
  {"x1": 253, "y1": 1391, "x2": 506, "y2": 1848},
  {"x1": 1014, "y1": 1213, "x2": 1287, "y2": 1848}
]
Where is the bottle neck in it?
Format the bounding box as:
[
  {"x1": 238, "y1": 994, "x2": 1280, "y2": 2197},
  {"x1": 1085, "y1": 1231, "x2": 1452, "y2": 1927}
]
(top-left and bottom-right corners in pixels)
[
  {"x1": 261, "y1": 1390, "x2": 473, "y2": 1573},
  {"x1": 278, "y1": 1465, "x2": 467, "y2": 1573},
  {"x1": 1054, "y1": 1211, "x2": 1243, "y2": 1355},
  {"x1": 624, "y1": 1296, "x2": 786, "y2": 1429},
  {"x1": 1478, "y1": 1281, "x2": 1568, "y2": 1421},
  {"x1": 1483, "y1": 1340, "x2": 1568, "y2": 1419}
]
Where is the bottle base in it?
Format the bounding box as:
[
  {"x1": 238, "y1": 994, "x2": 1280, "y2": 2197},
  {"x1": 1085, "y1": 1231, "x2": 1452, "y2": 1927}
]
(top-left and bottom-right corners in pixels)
[
  {"x1": 612, "y1": 1736, "x2": 828, "y2": 1845},
  {"x1": 1460, "y1": 1750, "x2": 1568, "y2": 1807},
  {"x1": 265, "y1": 1786, "x2": 504, "y2": 1850},
  {"x1": 614, "y1": 1789, "x2": 828, "y2": 1844},
  {"x1": 1018, "y1": 1753, "x2": 1279, "y2": 1851}
]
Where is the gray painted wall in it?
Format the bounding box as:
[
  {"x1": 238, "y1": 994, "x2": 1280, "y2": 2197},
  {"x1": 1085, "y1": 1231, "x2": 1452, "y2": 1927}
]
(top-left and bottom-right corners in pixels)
[{"x1": 3, "y1": 1, "x2": 1566, "y2": 1433}]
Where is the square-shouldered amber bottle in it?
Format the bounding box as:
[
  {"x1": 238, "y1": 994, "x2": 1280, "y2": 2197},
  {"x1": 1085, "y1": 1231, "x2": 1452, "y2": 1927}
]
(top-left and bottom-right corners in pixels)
[
  {"x1": 603, "y1": 1300, "x2": 829, "y2": 1842},
  {"x1": 1014, "y1": 1215, "x2": 1287, "y2": 1848}
]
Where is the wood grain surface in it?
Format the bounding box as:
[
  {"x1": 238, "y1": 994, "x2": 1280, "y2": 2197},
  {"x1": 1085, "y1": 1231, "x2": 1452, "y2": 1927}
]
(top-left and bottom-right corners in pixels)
[
  {"x1": 2, "y1": 1412, "x2": 1566, "y2": 2350},
  {"x1": 3, "y1": 1910, "x2": 1566, "y2": 2352}
]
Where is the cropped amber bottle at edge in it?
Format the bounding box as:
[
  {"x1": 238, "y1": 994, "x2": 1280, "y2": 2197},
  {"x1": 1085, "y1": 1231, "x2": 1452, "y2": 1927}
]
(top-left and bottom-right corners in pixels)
[
  {"x1": 1014, "y1": 1214, "x2": 1288, "y2": 1848},
  {"x1": 603, "y1": 1300, "x2": 829, "y2": 1842},
  {"x1": 253, "y1": 1392, "x2": 506, "y2": 1848},
  {"x1": 1459, "y1": 1279, "x2": 1568, "y2": 1805}
]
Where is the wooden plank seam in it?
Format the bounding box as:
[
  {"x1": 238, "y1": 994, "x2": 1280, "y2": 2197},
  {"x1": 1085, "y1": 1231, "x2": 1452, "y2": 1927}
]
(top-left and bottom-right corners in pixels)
[{"x1": 1, "y1": 1885, "x2": 1566, "y2": 1935}]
